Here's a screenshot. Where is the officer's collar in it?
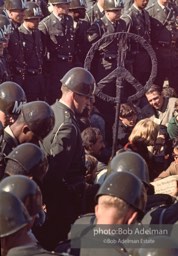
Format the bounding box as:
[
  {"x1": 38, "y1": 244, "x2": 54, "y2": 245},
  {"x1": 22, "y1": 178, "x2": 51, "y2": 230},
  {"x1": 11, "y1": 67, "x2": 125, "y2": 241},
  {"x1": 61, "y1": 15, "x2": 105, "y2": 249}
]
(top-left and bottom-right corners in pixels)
[
  {"x1": 157, "y1": 0, "x2": 167, "y2": 9},
  {"x1": 22, "y1": 23, "x2": 33, "y2": 34},
  {"x1": 59, "y1": 99, "x2": 75, "y2": 114}
]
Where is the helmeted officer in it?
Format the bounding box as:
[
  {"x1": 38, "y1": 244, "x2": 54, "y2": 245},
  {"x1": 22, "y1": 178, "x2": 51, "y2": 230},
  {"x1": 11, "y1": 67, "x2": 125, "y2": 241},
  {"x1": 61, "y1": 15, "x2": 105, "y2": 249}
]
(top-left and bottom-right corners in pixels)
[
  {"x1": 146, "y1": 0, "x2": 178, "y2": 92},
  {"x1": 121, "y1": 0, "x2": 151, "y2": 86},
  {"x1": 8, "y1": 1, "x2": 45, "y2": 102},
  {"x1": 76, "y1": 171, "x2": 147, "y2": 256},
  {"x1": 4, "y1": 0, "x2": 27, "y2": 29},
  {"x1": 40, "y1": 67, "x2": 96, "y2": 250},
  {"x1": 0, "y1": 14, "x2": 12, "y2": 83},
  {"x1": 85, "y1": 0, "x2": 105, "y2": 24},
  {"x1": 0, "y1": 190, "x2": 70, "y2": 256},
  {"x1": 109, "y1": 151, "x2": 150, "y2": 186},
  {"x1": 0, "y1": 175, "x2": 43, "y2": 220},
  {"x1": 109, "y1": 151, "x2": 177, "y2": 224},
  {"x1": 68, "y1": 0, "x2": 90, "y2": 65},
  {"x1": 0, "y1": 101, "x2": 54, "y2": 180},
  {"x1": 86, "y1": 0, "x2": 126, "y2": 147},
  {"x1": 39, "y1": 0, "x2": 76, "y2": 104},
  {"x1": 0, "y1": 81, "x2": 26, "y2": 127},
  {"x1": 4, "y1": 143, "x2": 48, "y2": 183}
]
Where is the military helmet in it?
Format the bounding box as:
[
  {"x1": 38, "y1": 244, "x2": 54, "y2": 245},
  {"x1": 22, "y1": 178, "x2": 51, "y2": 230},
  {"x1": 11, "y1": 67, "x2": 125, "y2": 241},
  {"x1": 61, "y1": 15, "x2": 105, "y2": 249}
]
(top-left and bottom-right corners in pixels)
[
  {"x1": 0, "y1": 81, "x2": 26, "y2": 115},
  {"x1": 0, "y1": 14, "x2": 12, "y2": 42},
  {"x1": 61, "y1": 67, "x2": 96, "y2": 97},
  {"x1": 69, "y1": 0, "x2": 85, "y2": 9},
  {"x1": 5, "y1": 0, "x2": 27, "y2": 10},
  {"x1": 0, "y1": 190, "x2": 31, "y2": 238},
  {"x1": 49, "y1": 0, "x2": 71, "y2": 5},
  {"x1": 21, "y1": 101, "x2": 55, "y2": 140},
  {"x1": 109, "y1": 151, "x2": 150, "y2": 186},
  {"x1": 96, "y1": 171, "x2": 147, "y2": 213},
  {"x1": 24, "y1": 2, "x2": 42, "y2": 19},
  {"x1": 103, "y1": 0, "x2": 123, "y2": 10},
  {"x1": 5, "y1": 143, "x2": 48, "y2": 180},
  {"x1": 0, "y1": 175, "x2": 43, "y2": 216}
]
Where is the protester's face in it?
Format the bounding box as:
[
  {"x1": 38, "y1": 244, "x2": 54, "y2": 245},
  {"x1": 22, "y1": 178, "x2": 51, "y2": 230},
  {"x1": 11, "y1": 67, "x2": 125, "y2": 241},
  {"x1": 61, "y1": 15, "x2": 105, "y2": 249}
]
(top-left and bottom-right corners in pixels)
[
  {"x1": 146, "y1": 91, "x2": 164, "y2": 110},
  {"x1": 120, "y1": 113, "x2": 137, "y2": 127},
  {"x1": 90, "y1": 134, "x2": 105, "y2": 157}
]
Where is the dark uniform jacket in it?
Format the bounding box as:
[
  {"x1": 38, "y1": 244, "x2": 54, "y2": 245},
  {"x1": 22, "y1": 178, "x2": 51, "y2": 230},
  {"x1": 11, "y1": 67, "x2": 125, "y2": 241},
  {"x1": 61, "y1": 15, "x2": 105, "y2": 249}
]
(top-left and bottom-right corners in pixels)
[
  {"x1": 146, "y1": 1, "x2": 178, "y2": 47},
  {"x1": 39, "y1": 13, "x2": 75, "y2": 61},
  {"x1": 121, "y1": 5, "x2": 151, "y2": 42},
  {"x1": 8, "y1": 25, "x2": 43, "y2": 77},
  {"x1": 43, "y1": 100, "x2": 86, "y2": 184}
]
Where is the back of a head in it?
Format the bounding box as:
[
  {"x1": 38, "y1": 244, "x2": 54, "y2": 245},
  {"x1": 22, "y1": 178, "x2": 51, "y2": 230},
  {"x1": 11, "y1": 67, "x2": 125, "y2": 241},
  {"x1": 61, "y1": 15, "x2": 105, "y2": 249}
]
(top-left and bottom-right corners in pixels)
[
  {"x1": 0, "y1": 190, "x2": 31, "y2": 238},
  {"x1": 96, "y1": 171, "x2": 147, "y2": 214},
  {"x1": 109, "y1": 151, "x2": 150, "y2": 186},
  {"x1": 60, "y1": 67, "x2": 96, "y2": 97},
  {"x1": 5, "y1": 143, "x2": 48, "y2": 180},
  {"x1": 0, "y1": 175, "x2": 42, "y2": 216},
  {"x1": 20, "y1": 101, "x2": 55, "y2": 140},
  {"x1": 0, "y1": 81, "x2": 26, "y2": 116}
]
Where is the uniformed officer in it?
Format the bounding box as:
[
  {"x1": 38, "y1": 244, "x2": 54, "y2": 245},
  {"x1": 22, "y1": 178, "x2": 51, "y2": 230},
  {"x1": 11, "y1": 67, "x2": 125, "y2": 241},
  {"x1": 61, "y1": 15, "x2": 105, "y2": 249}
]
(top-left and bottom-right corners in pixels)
[
  {"x1": 39, "y1": 0, "x2": 76, "y2": 104},
  {"x1": 39, "y1": 67, "x2": 95, "y2": 250},
  {"x1": 8, "y1": 2, "x2": 45, "y2": 102},
  {"x1": 0, "y1": 81, "x2": 26, "y2": 127},
  {"x1": 4, "y1": 143, "x2": 48, "y2": 183},
  {"x1": 0, "y1": 190, "x2": 69, "y2": 256},
  {"x1": 0, "y1": 175, "x2": 43, "y2": 229},
  {"x1": 68, "y1": 0, "x2": 91, "y2": 65},
  {"x1": 86, "y1": 0, "x2": 126, "y2": 147},
  {"x1": 77, "y1": 171, "x2": 147, "y2": 256},
  {"x1": 4, "y1": 0, "x2": 26, "y2": 30},
  {"x1": 0, "y1": 14, "x2": 12, "y2": 83},
  {"x1": 85, "y1": 0, "x2": 105, "y2": 24},
  {"x1": 146, "y1": 0, "x2": 178, "y2": 93},
  {"x1": 0, "y1": 100, "x2": 54, "y2": 158},
  {"x1": 121, "y1": 0, "x2": 152, "y2": 86}
]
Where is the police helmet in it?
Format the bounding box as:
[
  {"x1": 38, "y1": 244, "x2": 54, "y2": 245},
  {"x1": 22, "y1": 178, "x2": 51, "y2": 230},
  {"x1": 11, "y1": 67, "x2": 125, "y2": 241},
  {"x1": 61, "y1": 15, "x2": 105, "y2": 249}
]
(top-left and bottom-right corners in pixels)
[
  {"x1": 5, "y1": 143, "x2": 48, "y2": 180},
  {"x1": 96, "y1": 171, "x2": 147, "y2": 213},
  {"x1": 60, "y1": 67, "x2": 96, "y2": 97},
  {"x1": 49, "y1": 0, "x2": 71, "y2": 5},
  {"x1": 0, "y1": 190, "x2": 31, "y2": 238},
  {"x1": 0, "y1": 14, "x2": 12, "y2": 42},
  {"x1": 103, "y1": 0, "x2": 123, "y2": 11},
  {"x1": 0, "y1": 175, "x2": 43, "y2": 216},
  {"x1": 109, "y1": 151, "x2": 150, "y2": 186},
  {"x1": 21, "y1": 101, "x2": 55, "y2": 140},
  {"x1": 0, "y1": 81, "x2": 26, "y2": 115},
  {"x1": 69, "y1": 0, "x2": 85, "y2": 9},
  {"x1": 24, "y1": 2, "x2": 42, "y2": 19},
  {"x1": 5, "y1": 0, "x2": 27, "y2": 10}
]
